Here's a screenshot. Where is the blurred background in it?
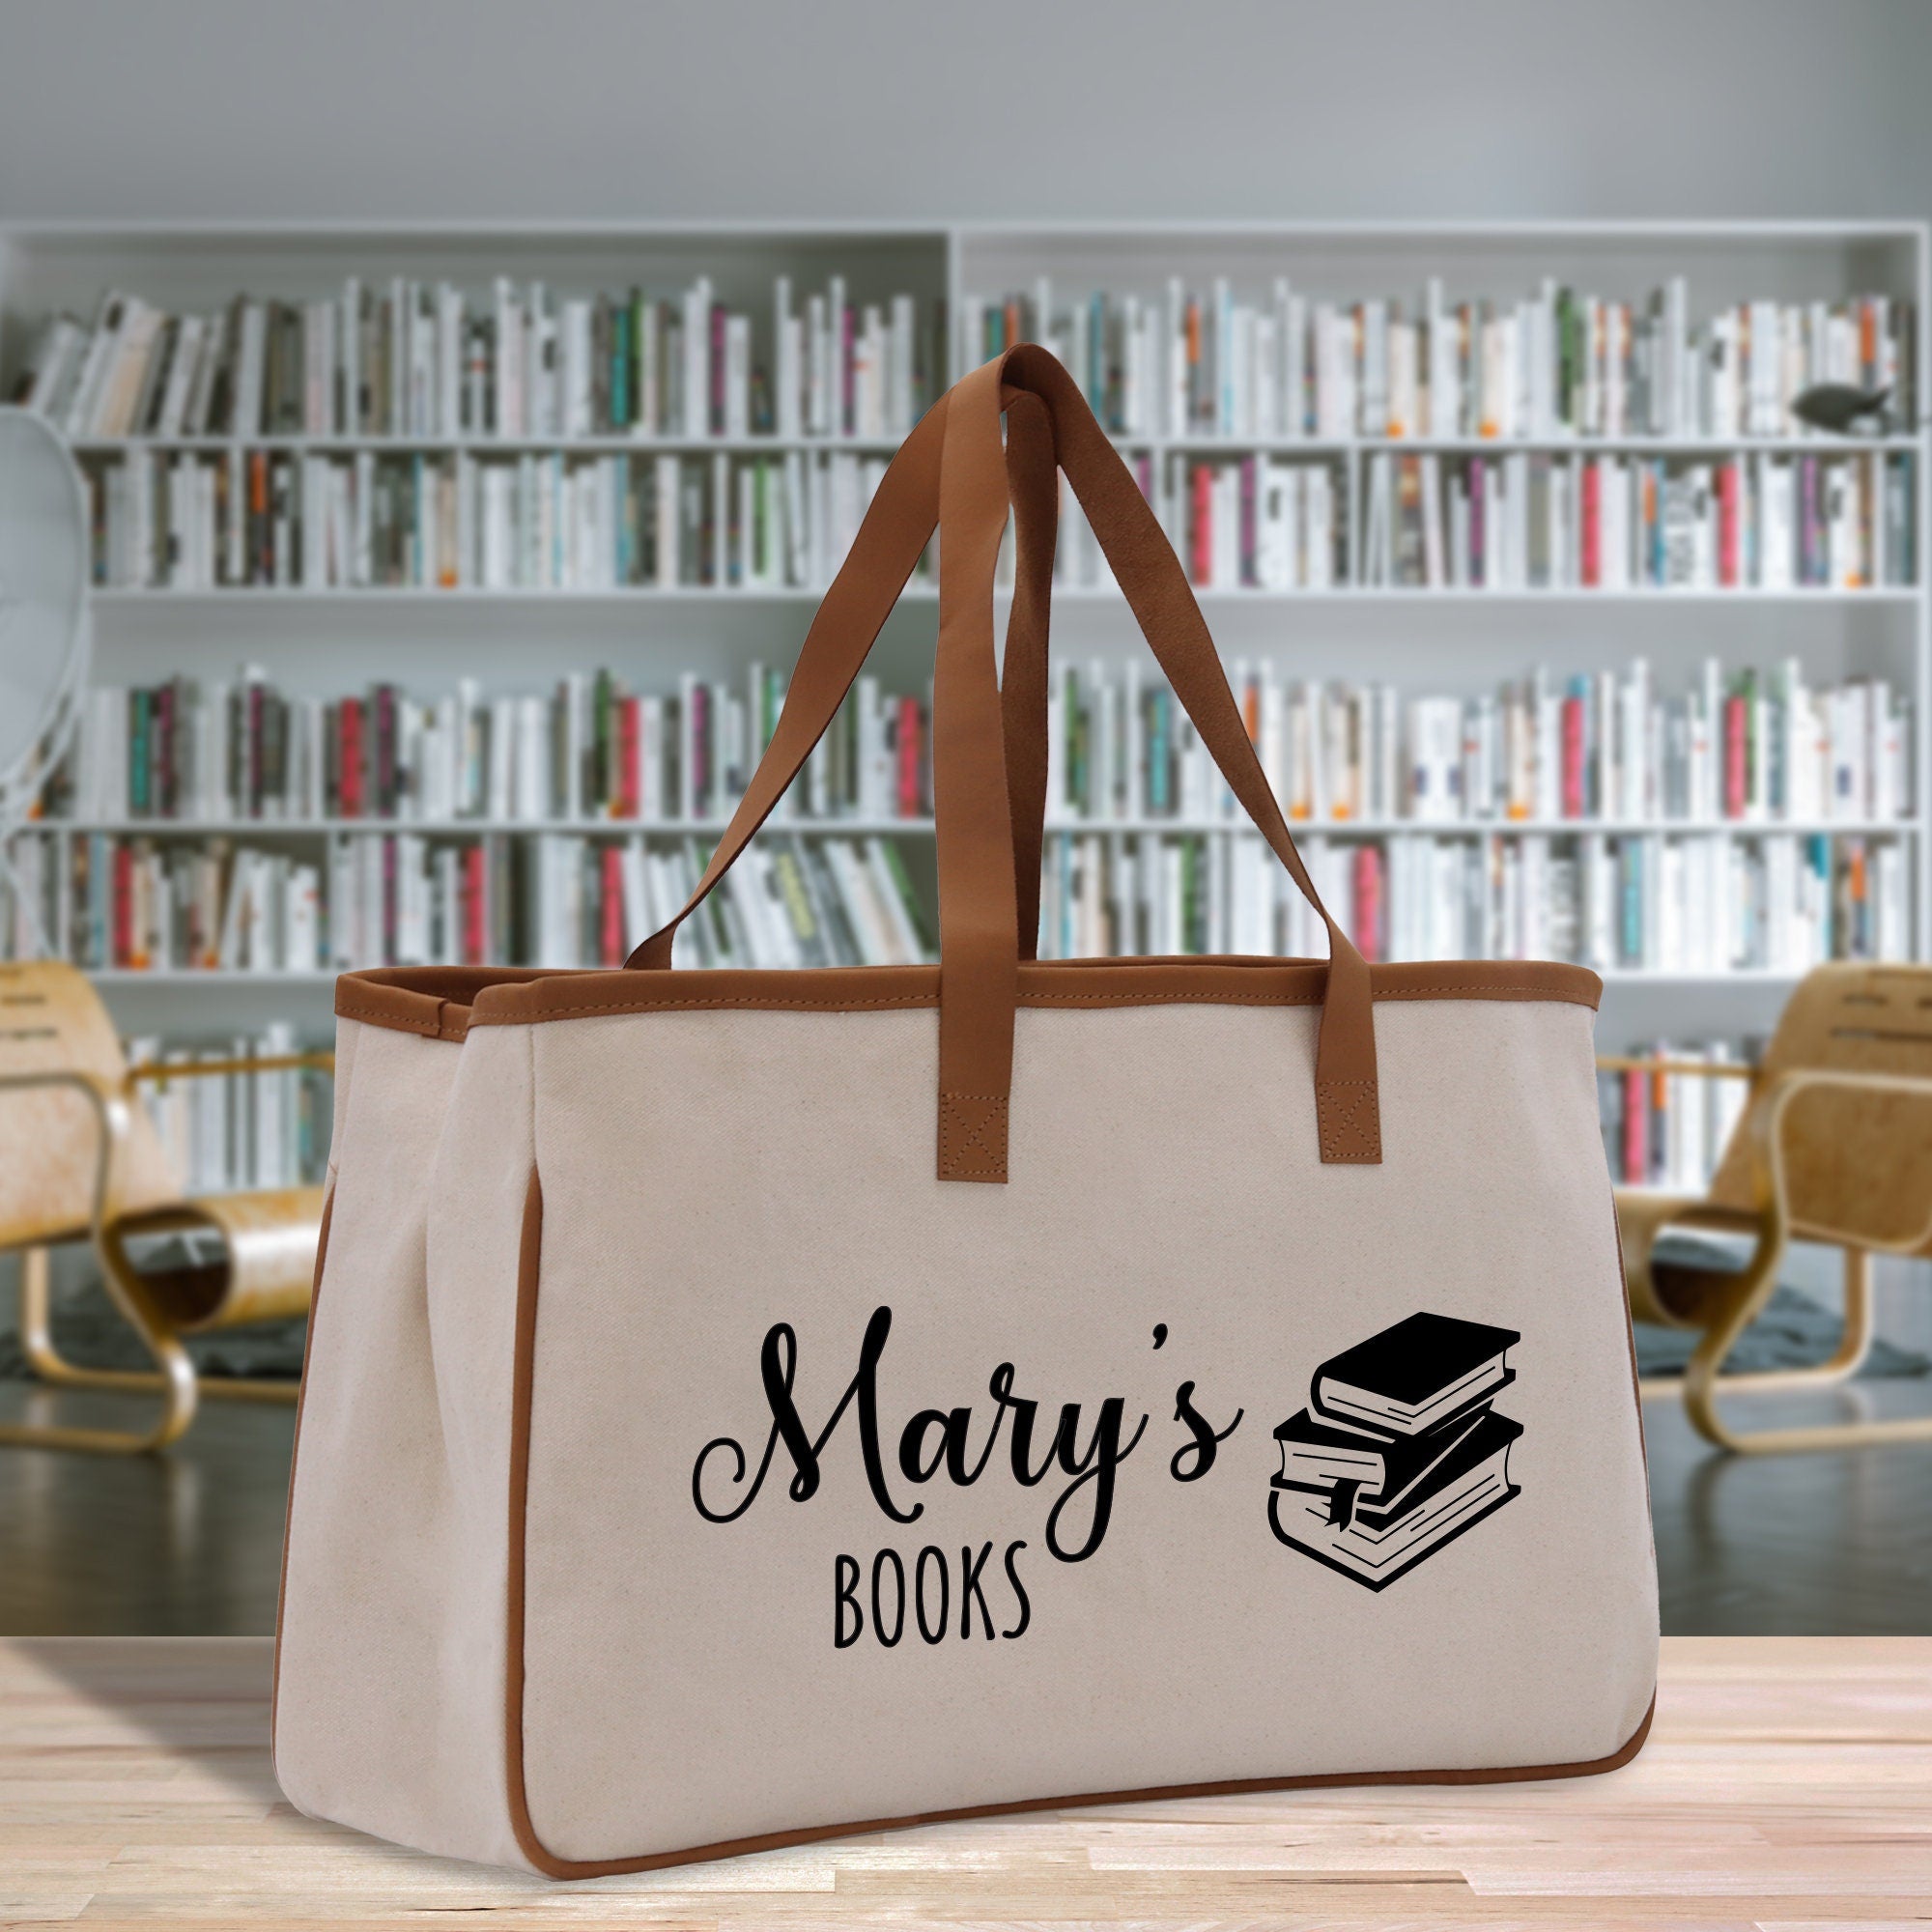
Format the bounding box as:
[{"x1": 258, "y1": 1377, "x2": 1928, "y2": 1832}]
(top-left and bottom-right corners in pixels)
[{"x1": 0, "y1": 0, "x2": 1927, "y2": 1637}]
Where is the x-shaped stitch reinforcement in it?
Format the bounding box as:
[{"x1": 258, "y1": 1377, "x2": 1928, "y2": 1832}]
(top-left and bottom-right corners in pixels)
[{"x1": 939, "y1": 1091, "x2": 1009, "y2": 1183}]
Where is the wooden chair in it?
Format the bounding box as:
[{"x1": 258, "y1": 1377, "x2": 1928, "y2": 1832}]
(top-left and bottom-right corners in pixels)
[
  {"x1": 1608, "y1": 961, "x2": 1932, "y2": 1455},
  {"x1": 0, "y1": 959, "x2": 328, "y2": 1454}
]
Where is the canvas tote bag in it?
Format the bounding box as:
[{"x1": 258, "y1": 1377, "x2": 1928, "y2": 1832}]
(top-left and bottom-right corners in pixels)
[{"x1": 273, "y1": 345, "x2": 1658, "y2": 1878}]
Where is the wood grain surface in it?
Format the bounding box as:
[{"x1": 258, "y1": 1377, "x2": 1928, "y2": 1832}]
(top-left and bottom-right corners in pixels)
[{"x1": 1, "y1": 1635, "x2": 1927, "y2": 1927}]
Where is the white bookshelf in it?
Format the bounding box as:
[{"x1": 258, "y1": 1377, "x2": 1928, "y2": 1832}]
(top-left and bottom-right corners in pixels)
[{"x1": 2, "y1": 217, "x2": 1924, "y2": 1070}]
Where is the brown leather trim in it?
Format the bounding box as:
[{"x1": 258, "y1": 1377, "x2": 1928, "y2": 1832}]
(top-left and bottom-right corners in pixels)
[
  {"x1": 398, "y1": 956, "x2": 1600, "y2": 1029},
  {"x1": 502, "y1": 1158, "x2": 1653, "y2": 1882},
  {"x1": 335, "y1": 966, "x2": 564, "y2": 1042},
  {"x1": 269, "y1": 1181, "x2": 333, "y2": 1778},
  {"x1": 505, "y1": 1165, "x2": 546, "y2": 1872}
]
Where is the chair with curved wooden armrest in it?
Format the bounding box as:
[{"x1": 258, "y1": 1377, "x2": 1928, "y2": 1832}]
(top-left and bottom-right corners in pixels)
[
  {"x1": 0, "y1": 959, "x2": 329, "y2": 1454},
  {"x1": 1605, "y1": 961, "x2": 1932, "y2": 1455}
]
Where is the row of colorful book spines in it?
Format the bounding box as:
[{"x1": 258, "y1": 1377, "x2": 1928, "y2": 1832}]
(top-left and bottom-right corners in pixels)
[
  {"x1": 983, "y1": 288, "x2": 1912, "y2": 340},
  {"x1": 1601, "y1": 1065, "x2": 1743, "y2": 1186},
  {"x1": 1042, "y1": 860, "x2": 1893, "y2": 971},
  {"x1": 1042, "y1": 781, "x2": 1905, "y2": 832},
  {"x1": 88, "y1": 445, "x2": 682, "y2": 548},
  {"x1": 50, "y1": 693, "x2": 1913, "y2": 827},
  {"x1": 92, "y1": 532, "x2": 774, "y2": 596},
  {"x1": 60, "y1": 840, "x2": 507, "y2": 972},
  {"x1": 55, "y1": 693, "x2": 1914, "y2": 826},
  {"x1": 1049, "y1": 688, "x2": 1902, "y2": 813},
  {"x1": 1177, "y1": 462, "x2": 1911, "y2": 577},
  {"x1": 1037, "y1": 822, "x2": 1895, "y2": 866},
  {"x1": 1169, "y1": 451, "x2": 1910, "y2": 490},
  {"x1": 86, "y1": 469, "x2": 875, "y2": 591},
  {"x1": 51, "y1": 743, "x2": 1919, "y2": 831},
  {"x1": 47, "y1": 843, "x2": 1896, "y2": 976},
  {"x1": 1367, "y1": 536, "x2": 1906, "y2": 598},
  {"x1": 1551, "y1": 692, "x2": 1885, "y2": 822},
  {"x1": 84, "y1": 447, "x2": 882, "y2": 540},
  {"x1": 84, "y1": 449, "x2": 897, "y2": 490},
  {"x1": 512, "y1": 294, "x2": 926, "y2": 438},
  {"x1": 1033, "y1": 285, "x2": 1914, "y2": 358},
  {"x1": 45, "y1": 290, "x2": 937, "y2": 441},
  {"x1": 93, "y1": 702, "x2": 931, "y2": 823},
  {"x1": 1194, "y1": 454, "x2": 1912, "y2": 582},
  {"x1": 1427, "y1": 451, "x2": 1906, "y2": 578},
  {"x1": 55, "y1": 840, "x2": 876, "y2": 974},
  {"x1": 74, "y1": 840, "x2": 233, "y2": 971},
  {"x1": 977, "y1": 294, "x2": 1916, "y2": 430}
]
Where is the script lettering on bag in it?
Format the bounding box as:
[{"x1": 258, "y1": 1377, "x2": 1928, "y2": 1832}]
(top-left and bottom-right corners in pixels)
[{"x1": 691, "y1": 1308, "x2": 1244, "y2": 1644}]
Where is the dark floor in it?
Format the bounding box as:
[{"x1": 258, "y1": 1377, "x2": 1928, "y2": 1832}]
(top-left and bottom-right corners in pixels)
[
  {"x1": 0, "y1": 1379, "x2": 1927, "y2": 1635},
  {"x1": 0, "y1": 1388, "x2": 297, "y2": 1636}
]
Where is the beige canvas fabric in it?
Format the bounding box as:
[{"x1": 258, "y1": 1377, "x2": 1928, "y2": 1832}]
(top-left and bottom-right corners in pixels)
[
  {"x1": 274, "y1": 988, "x2": 1656, "y2": 1875},
  {"x1": 274, "y1": 1018, "x2": 533, "y2": 1869}
]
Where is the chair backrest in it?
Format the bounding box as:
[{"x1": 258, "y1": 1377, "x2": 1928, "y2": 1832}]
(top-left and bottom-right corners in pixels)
[
  {"x1": 0, "y1": 959, "x2": 181, "y2": 1249},
  {"x1": 1706, "y1": 961, "x2": 1932, "y2": 1254}
]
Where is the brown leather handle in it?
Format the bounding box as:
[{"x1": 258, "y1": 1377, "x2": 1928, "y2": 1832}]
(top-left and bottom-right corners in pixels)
[
  {"x1": 999, "y1": 389, "x2": 1060, "y2": 961},
  {"x1": 631, "y1": 347, "x2": 1382, "y2": 1179},
  {"x1": 929, "y1": 348, "x2": 1380, "y2": 1178},
  {"x1": 930, "y1": 358, "x2": 1024, "y2": 1179}
]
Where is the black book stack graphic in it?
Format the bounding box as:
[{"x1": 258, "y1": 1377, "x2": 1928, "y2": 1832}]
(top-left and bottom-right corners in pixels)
[{"x1": 1268, "y1": 1311, "x2": 1522, "y2": 1591}]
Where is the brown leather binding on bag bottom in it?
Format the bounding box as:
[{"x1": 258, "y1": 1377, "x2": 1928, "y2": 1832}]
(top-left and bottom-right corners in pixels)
[{"x1": 499, "y1": 1165, "x2": 1650, "y2": 1880}]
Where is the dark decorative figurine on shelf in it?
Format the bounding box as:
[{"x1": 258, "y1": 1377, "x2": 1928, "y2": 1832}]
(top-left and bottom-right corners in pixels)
[{"x1": 1791, "y1": 383, "x2": 1898, "y2": 437}]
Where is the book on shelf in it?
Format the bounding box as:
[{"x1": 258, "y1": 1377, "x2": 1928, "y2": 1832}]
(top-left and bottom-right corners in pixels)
[
  {"x1": 82, "y1": 444, "x2": 897, "y2": 591},
  {"x1": 11, "y1": 274, "x2": 943, "y2": 443},
  {"x1": 2, "y1": 828, "x2": 931, "y2": 976},
  {"x1": 1035, "y1": 824, "x2": 1911, "y2": 972},
  {"x1": 48, "y1": 666, "x2": 929, "y2": 827},
  {"x1": 1038, "y1": 656, "x2": 1910, "y2": 829},
  {"x1": 1599, "y1": 1040, "x2": 1755, "y2": 1192},
  {"x1": 127, "y1": 1023, "x2": 330, "y2": 1194},
  {"x1": 27, "y1": 835, "x2": 325, "y2": 974},
  {"x1": 1356, "y1": 447, "x2": 1914, "y2": 591},
  {"x1": 964, "y1": 275, "x2": 1917, "y2": 442},
  {"x1": 1270, "y1": 1312, "x2": 1522, "y2": 1591},
  {"x1": 1164, "y1": 454, "x2": 1345, "y2": 590},
  {"x1": 508, "y1": 831, "x2": 930, "y2": 971}
]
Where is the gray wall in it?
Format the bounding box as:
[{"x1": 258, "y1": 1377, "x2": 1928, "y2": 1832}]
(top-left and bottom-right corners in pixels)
[{"x1": 1, "y1": 0, "x2": 1928, "y2": 223}]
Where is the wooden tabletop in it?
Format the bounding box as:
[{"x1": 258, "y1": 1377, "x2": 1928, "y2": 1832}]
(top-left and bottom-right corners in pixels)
[{"x1": 3, "y1": 1636, "x2": 1927, "y2": 1927}]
